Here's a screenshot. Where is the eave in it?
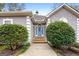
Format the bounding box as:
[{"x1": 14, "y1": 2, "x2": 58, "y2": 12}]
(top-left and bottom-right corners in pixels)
[{"x1": 0, "y1": 11, "x2": 32, "y2": 17}]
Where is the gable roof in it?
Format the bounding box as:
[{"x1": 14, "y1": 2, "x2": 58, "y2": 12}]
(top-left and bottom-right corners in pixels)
[
  {"x1": 0, "y1": 11, "x2": 32, "y2": 17},
  {"x1": 47, "y1": 4, "x2": 79, "y2": 18}
]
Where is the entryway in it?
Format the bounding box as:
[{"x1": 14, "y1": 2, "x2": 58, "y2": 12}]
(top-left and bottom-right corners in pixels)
[
  {"x1": 32, "y1": 25, "x2": 46, "y2": 43},
  {"x1": 31, "y1": 14, "x2": 47, "y2": 43}
]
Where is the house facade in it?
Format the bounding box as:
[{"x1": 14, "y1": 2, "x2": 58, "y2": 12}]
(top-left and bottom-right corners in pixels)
[{"x1": 0, "y1": 4, "x2": 79, "y2": 43}]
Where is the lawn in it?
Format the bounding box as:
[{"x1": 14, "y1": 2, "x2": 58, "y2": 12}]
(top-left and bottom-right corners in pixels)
[
  {"x1": 0, "y1": 45, "x2": 8, "y2": 53},
  {"x1": 0, "y1": 44, "x2": 30, "y2": 56},
  {"x1": 13, "y1": 44, "x2": 30, "y2": 56}
]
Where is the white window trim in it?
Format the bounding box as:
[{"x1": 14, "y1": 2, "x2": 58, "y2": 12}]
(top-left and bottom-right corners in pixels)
[{"x1": 3, "y1": 18, "x2": 13, "y2": 24}]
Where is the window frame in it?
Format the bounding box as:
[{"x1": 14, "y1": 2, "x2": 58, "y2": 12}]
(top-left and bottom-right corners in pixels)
[{"x1": 3, "y1": 18, "x2": 13, "y2": 24}]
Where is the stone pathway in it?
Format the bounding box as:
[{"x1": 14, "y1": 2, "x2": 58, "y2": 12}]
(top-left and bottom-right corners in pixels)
[{"x1": 20, "y1": 43, "x2": 57, "y2": 56}]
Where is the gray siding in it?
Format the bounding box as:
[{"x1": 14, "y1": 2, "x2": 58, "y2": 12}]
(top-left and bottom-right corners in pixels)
[
  {"x1": 48, "y1": 8, "x2": 77, "y2": 33},
  {"x1": 0, "y1": 17, "x2": 26, "y2": 27}
]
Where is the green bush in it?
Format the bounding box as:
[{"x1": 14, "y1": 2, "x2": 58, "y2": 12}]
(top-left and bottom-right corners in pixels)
[
  {"x1": 0, "y1": 24, "x2": 28, "y2": 50},
  {"x1": 46, "y1": 21, "x2": 75, "y2": 48}
]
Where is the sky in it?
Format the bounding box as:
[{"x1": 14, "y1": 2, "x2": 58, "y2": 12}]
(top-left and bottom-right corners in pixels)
[
  {"x1": 25, "y1": 3, "x2": 60, "y2": 16},
  {"x1": 24, "y1": 3, "x2": 79, "y2": 16},
  {"x1": 3, "y1": 3, "x2": 79, "y2": 16}
]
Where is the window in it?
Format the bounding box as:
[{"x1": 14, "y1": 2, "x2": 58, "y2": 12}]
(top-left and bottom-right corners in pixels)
[
  {"x1": 59, "y1": 17, "x2": 68, "y2": 23},
  {"x1": 3, "y1": 18, "x2": 13, "y2": 24}
]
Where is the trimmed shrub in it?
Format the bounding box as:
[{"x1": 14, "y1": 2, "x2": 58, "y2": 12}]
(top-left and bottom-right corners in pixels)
[
  {"x1": 0, "y1": 24, "x2": 28, "y2": 50},
  {"x1": 46, "y1": 21, "x2": 75, "y2": 48}
]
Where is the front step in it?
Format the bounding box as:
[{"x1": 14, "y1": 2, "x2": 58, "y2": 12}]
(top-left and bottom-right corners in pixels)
[{"x1": 32, "y1": 37, "x2": 47, "y2": 43}]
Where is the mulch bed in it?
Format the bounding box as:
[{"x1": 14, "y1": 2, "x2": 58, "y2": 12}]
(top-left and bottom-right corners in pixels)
[
  {"x1": 53, "y1": 47, "x2": 79, "y2": 56},
  {"x1": 0, "y1": 45, "x2": 29, "y2": 56},
  {"x1": 0, "y1": 49, "x2": 17, "y2": 56}
]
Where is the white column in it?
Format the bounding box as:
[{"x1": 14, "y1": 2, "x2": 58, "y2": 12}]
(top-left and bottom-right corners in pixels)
[
  {"x1": 76, "y1": 18, "x2": 79, "y2": 42},
  {"x1": 26, "y1": 16, "x2": 32, "y2": 43},
  {"x1": 47, "y1": 19, "x2": 51, "y2": 26}
]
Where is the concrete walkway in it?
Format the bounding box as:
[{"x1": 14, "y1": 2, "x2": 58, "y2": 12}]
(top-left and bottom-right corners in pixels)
[{"x1": 20, "y1": 43, "x2": 57, "y2": 56}]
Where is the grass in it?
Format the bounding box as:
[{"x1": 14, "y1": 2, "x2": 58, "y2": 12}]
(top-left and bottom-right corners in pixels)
[
  {"x1": 0, "y1": 45, "x2": 8, "y2": 53},
  {"x1": 13, "y1": 43, "x2": 30, "y2": 56},
  {"x1": 0, "y1": 43, "x2": 30, "y2": 56}
]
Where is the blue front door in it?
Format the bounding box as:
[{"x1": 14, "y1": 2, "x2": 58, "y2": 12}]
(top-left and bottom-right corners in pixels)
[{"x1": 35, "y1": 25, "x2": 44, "y2": 37}]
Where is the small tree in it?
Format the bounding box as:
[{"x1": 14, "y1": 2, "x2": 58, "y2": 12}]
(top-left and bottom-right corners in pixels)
[
  {"x1": 46, "y1": 21, "x2": 75, "y2": 48},
  {"x1": 0, "y1": 24, "x2": 28, "y2": 50}
]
